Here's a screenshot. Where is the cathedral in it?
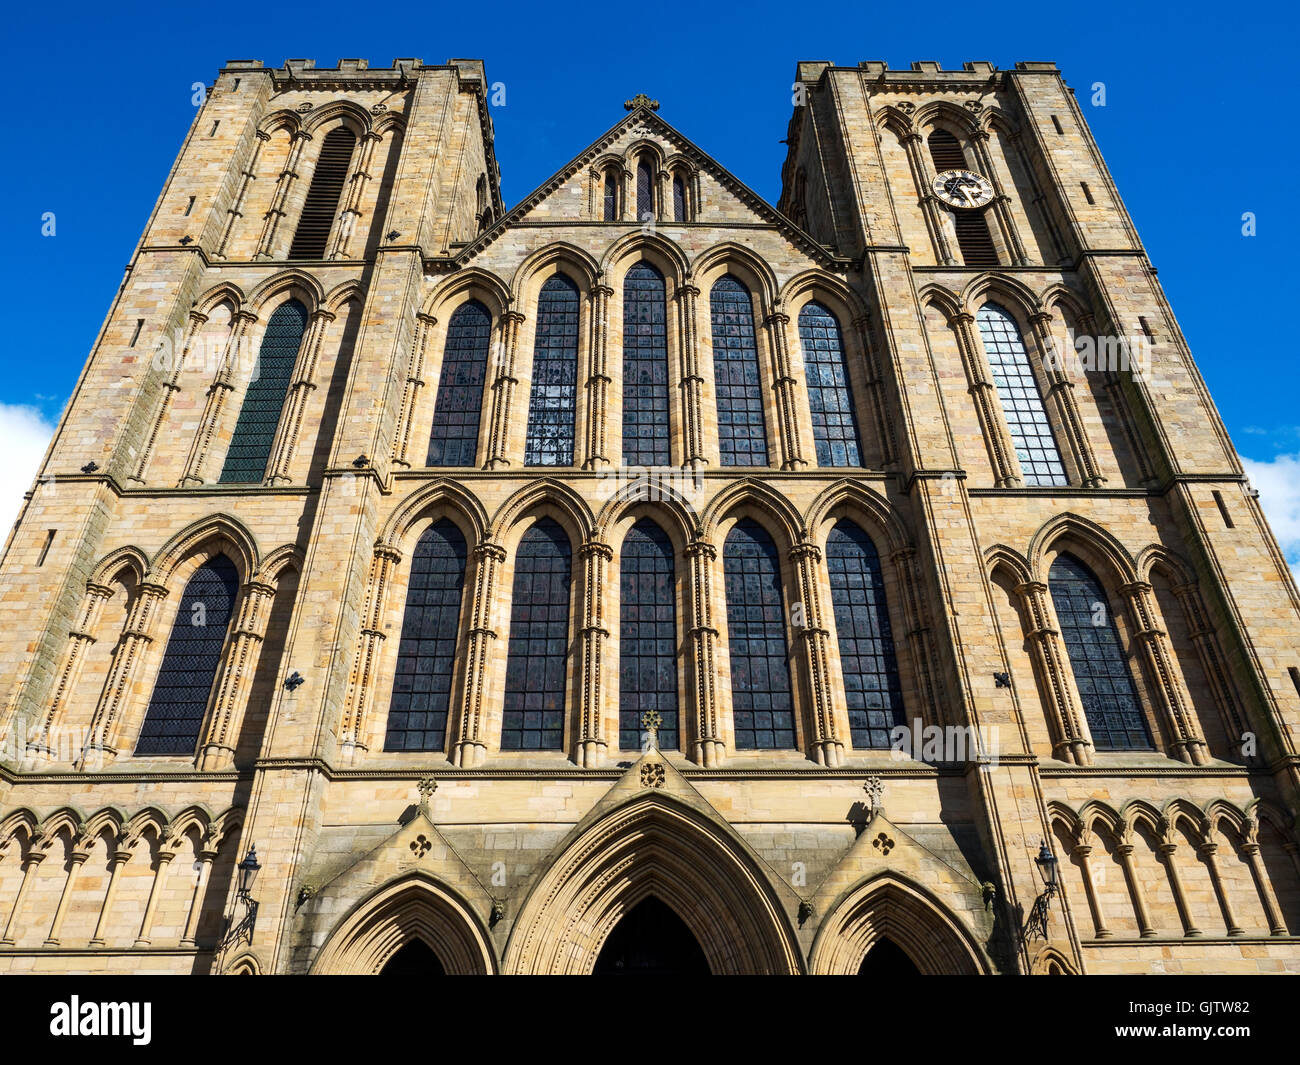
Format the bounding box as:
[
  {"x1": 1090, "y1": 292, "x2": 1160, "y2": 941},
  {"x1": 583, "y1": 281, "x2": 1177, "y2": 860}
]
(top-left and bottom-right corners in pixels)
[{"x1": 0, "y1": 55, "x2": 1297, "y2": 976}]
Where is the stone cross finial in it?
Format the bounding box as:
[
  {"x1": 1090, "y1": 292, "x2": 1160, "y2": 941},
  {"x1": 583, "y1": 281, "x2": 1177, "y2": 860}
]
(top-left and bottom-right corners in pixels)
[
  {"x1": 863, "y1": 774, "x2": 884, "y2": 814},
  {"x1": 640, "y1": 710, "x2": 662, "y2": 752},
  {"x1": 624, "y1": 94, "x2": 659, "y2": 112},
  {"x1": 417, "y1": 777, "x2": 437, "y2": 812}
]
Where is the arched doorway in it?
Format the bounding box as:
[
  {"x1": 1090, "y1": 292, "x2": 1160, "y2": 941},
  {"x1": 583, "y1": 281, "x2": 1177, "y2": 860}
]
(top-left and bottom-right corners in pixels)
[
  {"x1": 593, "y1": 897, "x2": 711, "y2": 975},
  {"x1": 380, "y1": 939, "x2": 446, "y2": 976},
  {"x1": 857, "y1": 937, "x2": 920, "y2": 976}
]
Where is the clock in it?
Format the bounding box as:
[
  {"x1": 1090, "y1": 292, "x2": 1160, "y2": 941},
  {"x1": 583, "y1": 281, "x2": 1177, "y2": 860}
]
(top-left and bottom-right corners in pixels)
[{"x1": 931, "y1": 169, "x2": 995, "y2": 210}]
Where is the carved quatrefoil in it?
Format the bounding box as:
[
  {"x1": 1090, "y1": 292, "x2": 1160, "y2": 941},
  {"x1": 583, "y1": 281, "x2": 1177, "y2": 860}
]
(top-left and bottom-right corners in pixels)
[
  {"x1": 640, "y1": 763, "x2": 666, "y2": 788},
  {"x1": 872, "y1": 832, "x2": 895, "y2": 856},
  {"x1": 409, "y1": 834, "x2": 432, "y2": 858}
]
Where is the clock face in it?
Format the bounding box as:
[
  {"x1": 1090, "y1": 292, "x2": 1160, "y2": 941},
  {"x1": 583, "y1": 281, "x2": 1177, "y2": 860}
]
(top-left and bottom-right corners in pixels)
[{"x1": 932, "y1": 169, "x2": 995, "y2": 210}]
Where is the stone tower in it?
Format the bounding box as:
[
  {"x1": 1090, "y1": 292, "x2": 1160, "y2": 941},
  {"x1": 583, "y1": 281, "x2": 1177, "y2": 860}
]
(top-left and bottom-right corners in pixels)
[{"x1": 0, "y1": 56, "x2": 1297, "y2": 975}]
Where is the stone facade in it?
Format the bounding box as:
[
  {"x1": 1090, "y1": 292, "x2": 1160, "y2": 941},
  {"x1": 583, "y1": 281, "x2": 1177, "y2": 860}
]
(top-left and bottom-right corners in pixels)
[{"x1": 0, "y1": 56, "x2": 1298, "y2": 975}]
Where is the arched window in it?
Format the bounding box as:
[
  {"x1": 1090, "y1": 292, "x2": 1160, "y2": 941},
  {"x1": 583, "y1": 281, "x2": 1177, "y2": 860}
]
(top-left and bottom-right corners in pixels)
[
  {"x1": 619, "y1": 520, "x2": 678, "y2": 751},
  {"x1": 427, "y1": 300, "x2": 492, "y2": 467},
  {"x1": 927, "y1": 129, "x2": 998, "y2": 267},
  {"x1": 622, "y1": 262, "x2": 670, "y2": 466},
  {"x1": 710, "y1": 276, "x2": 768, "y2": 466},
  {"x1": 384, "y1": 520, "x2": 467, "y2": 752},
  {"x1": 524, "y1": 276, "x2": 580, "y2": 466},
  {"x1": 798, "y1": 301, "x2": 863, "y2": 467},
  {"x1": 603, "y1": 169, "x2": 619, "y2": 221},
  {"x1": 136, "y1": 555, "x2": 240, "y2": 755},
  {"x1": 827, "y1": 521, "x2": 904, "y2": 749},
  {"x1": 636, "y1": 159, "x2": 654, "y2": 221},
  {"x1": 288, "y1": 126, "x2": 356, "y2": 260},
  {"x1": 218, "y1": 299, "x2": 308, "y2": 483},
  {"x1": 724, "y1": 519, "x2": 795, "y2": 749},
  {"x1": 1048, "y1": 553, "x2": 1152, "y2": 750},
  {"x1": 502, "y1": 518, "x2": 571, "y2": 750},
  {"x1": 672, "y1": 173, "x2": 688, "y2": 222},
  {"x1": 976, "y1": 303, "x2": 1067, "y2": 487}
]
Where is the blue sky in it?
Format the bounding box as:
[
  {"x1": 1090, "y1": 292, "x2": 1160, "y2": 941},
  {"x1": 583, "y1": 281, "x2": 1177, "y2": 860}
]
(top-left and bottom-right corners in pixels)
[{"x1": 2, "y1": 1, "x2": 1298, "y2": 566}]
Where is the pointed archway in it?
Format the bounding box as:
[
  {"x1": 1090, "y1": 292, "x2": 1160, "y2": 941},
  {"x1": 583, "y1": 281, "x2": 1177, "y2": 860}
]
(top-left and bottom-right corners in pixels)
[
  {"x1": 379, "y1": 938, "x2": 447, "y2": 975},
  {"x1": 593, "y1": 897, "x2": 711, "y2": 975},
  {"x1": 857, "y1": 937, "x2": 921, "y2": 976},
  {"x1": 505, "y1": 790, "x2": 803, "y2": 974}
]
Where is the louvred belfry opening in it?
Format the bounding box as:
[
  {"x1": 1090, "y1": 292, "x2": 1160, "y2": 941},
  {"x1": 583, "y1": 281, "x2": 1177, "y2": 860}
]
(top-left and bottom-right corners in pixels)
[
  {"x1": 927, "y1": 129, "x2": 998, "y2": 267},
  {"x1": 288, "y1": 127, "x2": 356, "y2": 260}
]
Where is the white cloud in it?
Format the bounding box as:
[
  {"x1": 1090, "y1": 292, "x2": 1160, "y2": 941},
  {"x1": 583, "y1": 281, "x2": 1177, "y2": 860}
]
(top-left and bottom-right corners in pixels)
[
  {"x1": 0, "y1": 404, "x2": 56, "y2": 541},
  {"x1": 1240, "y1": 452, "x2": 1300, "y2": 584}
]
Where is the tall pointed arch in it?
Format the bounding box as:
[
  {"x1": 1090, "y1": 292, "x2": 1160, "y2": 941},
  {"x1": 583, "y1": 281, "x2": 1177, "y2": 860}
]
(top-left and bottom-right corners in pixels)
[
  {"x1": 427, "y1": 300, "x2": 492, "y2": 467},
  {"x1": 826, "y1": 521, "x2": 904, "y2": 749},
  {"x1": 1049, "y1": 552, "x2": 1151, "y2": 750},
  {"x1": 723, "y1": 518, "x2": 794, "y2": 750},
  {"x1": 797, "y1": 301, "x2": 863, "y2": 468},
  {"x1": 384, "y1": 520, "x2": 467, "y2": 752},
  {"x1": 619, "y1": 519, "x2": 678, "y2": 751},
  {"x1": 622, "y1": 261, "x2": 671, "y2": 466},
  {"x1": 136, "y1": 555, "x2": 240, "y2": 755},
  {"x1": 218, "y1": 299, "x2": 308, "y2": 483},
  {"x1": 502, "y1": 518, "x2": 572, "y2": 750},
  {"x1": 524, "y1": 274, "x2": 580, "y2": 467},
  {"x1": 288, "y1": 126, "x2": 356, "y2": 259},
  {"x1": 710, "y1": 275, "x2": 768, "y2": 467}
]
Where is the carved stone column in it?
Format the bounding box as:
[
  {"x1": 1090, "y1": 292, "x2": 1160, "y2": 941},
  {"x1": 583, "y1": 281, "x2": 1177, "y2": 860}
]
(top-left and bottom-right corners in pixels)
[
  {"x1": 1028, "y1": 310, "x2": 1103, "y2": 487},
  {"x1": 217, "y1": 129, "x2": 271, "y2": 259},
  {"x1": 255, "y1": 129, "x2": 311, "y2": 258},
  {"x1": 452, "y1": 542, "x2": 505, "y2": 768},
  {"x1": 484, "y1": 311, "x2": 525, "y2": 469},
  {"x1": 1120, "y1": 580, "x2": 1208, "y2": 765},
  {"x1": 899, "y1": 129, "x2": 958, "y2": 265},
  {"x1": 1014, "y1": 580, "x2": 1095, "y2": 765},
  {"x1": 181, "y1": 843, "x2": 218, "y2": 947},
  {"x1": 339, "y1": 545, "x2": 402, "y2": 761},
  {"x1": 673, "y1": 282, "x2": 705, "y2": 469},
  {"x1": 576, "y1": 541, "x2": 612, "y2": 767},
  {"x1": 891, "y1": 546, "x2": 942, "y2": 730},
  {"x1": 1197, "y1": 840, "x2": 1244, "y2": 935},
  {"x1": 763, "y1": 311, "x2": 808, "y2": 470},
  {"x1": 1172, "y1": 579, "x2": 1248, "y2": 748},
  {"x1": 1115, "y1": 834, "x2": 1156, "y2": 937},
  {"x1": 969, "y1": 127, "x2": 1030, "y2": 265},
  {"x1": 134, "y1": 840, "x2": 177, "y2": 947},
  {"x1": 132, "y1": 308, "x2": 210, "y2": 484},
  {"x1": 180, "y1": 309, "x2": 259, "y2": 486},
  {"x1": 1240, "y1": 837, "x2": 1288, "y2": 936},
  {"x1": 89, "y1": 834, "x2": 135, "y2": 946},
  {"x1": 789, "y1": 541, "x2": 843, "y2": 766},
  {"x1": 329, "y1": 130, "x2": 380, "y2": 259},
  {"x1": 391, "y1": 313, "x2": 437, "y2": 468},
  {"x1": 685, "y1": 539, "x2": 724, "y2": 766},
  {"x1": 851, "y1": 313, "x2": 896, "y2": 466},
  {"x1": 950, "y1": 310, "x2": 1020, "y2": 487},
  {"x1": 264, "y1": 308, "x2": 336, "y2": 485},
  {"x1": 33, "y1": 581, "x2": 115, "y2": 758},
  {"x1": 1070, "y1": 829, "x2": 1110, "y2": 938},
  {"x1": 1158, "y1": 826, "x2": 1201, "y2": 936},
  {"x1": 45, "y1": 842, "x2": 90, "y2": 946},
  {"x1": 198, "y1": 580, "x2": 276, "y2": 770},
  {"x1": 0, "y1": 835, "x2": 47, "y2": 945},
  {"x1": 583, "y1": 284, "x2": 613, "y2": 470},
  {"x1": 81, "y1": 581, "x2": 169, "y2": 764}
]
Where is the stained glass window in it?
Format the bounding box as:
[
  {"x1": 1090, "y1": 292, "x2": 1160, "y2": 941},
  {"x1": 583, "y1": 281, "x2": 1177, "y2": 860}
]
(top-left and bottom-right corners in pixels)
[
  {"x1": 619, "y1": 520, "x2": 678, "y2": 751},
  {"x1": 724, "y1": 519, "x2": 795, "y2": 749},
  {"x1": 827, "y1": 521, "x2": 904, "y2": 749},
  {"x1": 218, "y1": 299, "x2": 307, "y2": 483},
  {"x1": 604, "y1": 170, "x2": 619, "y2": 221},
  {"x1": 288, "y1": 126, "x2": 355, "y2": 260},
  {"x1": 427, "y1": 300, "x2": 491, "y2": 467},
  {"x1": 976, "y1": 303, "x2": 1067, "y2": 487},
  {"x1": 637, "y1": 160, "x2": 653, "y2": 221},
  {"x1": 1049, "y1": 553, "x2": 1151, "y2": 750},
  {"x1": 798, "y1": 301, "x2": 863, "y2": 467},
  {"x1": 672, "y1": 175, "x2": 687, "y2": 222},
  {"x1": 622, "y1": 262, "x2": 671, "y2": 466},
  {"x1": 502, "y1": 518, "x2": 571, "y2": 750},
  {"x1": 711, "y1": 276, "x2": 768, "y2": 466},
  {"x1": 384, "y1": 519, "x2": 467, "y2": 752},
  {"x1": 524, "y1": 275, "x2": 579, "y2": 466},
  {"x1": 136, "y1": 554, "x2": 240, "y2": 755}
]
